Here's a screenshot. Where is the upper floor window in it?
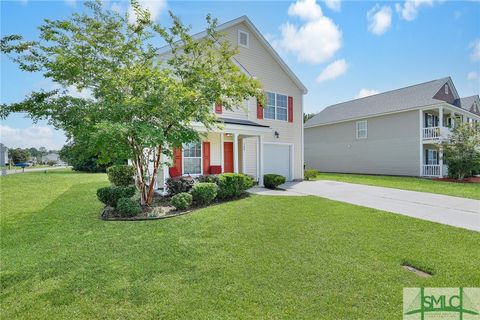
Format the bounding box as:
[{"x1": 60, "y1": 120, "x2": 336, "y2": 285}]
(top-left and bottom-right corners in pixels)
[
  {"x1": 356, "y1": 120, "x2": 367, "y2": 139},
  {"x1": 238, "y1": 30, "x2": 249, "y2": 48},
  {"x1": 264, "y1": 92, "x2": 287, "y2": 121},
  {"x1": 183, "y1": 142, "x2": 201, "y2": 175},
  {"x1": 444, "y1": 84, "x2": 449, "y2": 95}
]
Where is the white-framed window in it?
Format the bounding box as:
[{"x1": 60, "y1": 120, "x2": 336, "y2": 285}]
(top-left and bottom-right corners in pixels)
[
  {"x1": 183, "y1": 141, "x2": 202, "y2": 175},
  {"x1": 356, "y1": 120, "x2": 367, "y2": 139},
  {"x1": 445, "y1": 84, "x2": 449, "y2": 95},
  {"x1": 264, "y1": 91, "x2": 288, "y2": 121},
  {"x1": 238, "y1": 30, "x2": 249, "y2": 48},
  {"x1": 426, "y1": 149, "x2": 438, "y2": 165}
]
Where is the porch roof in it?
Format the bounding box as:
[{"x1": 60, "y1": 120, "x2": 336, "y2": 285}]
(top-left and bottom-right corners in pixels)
[{"x1": 217, "y1": 117, "x2": 269, "y2": 128}]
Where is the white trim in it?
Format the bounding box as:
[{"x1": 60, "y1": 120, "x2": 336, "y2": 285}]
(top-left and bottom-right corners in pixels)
[
  {"x1": 233, "y1": 133, "x2": 239, "y2": 173},
  {"x1": 238, "y1": 29, "x2": 249, "y2": 48},
  {"x1": 158, "y1": 16, "x2": 308, "y2": 94},
  {"x1": 418, "y1": 110, "x2": 423, "y2": 176},
  {"x1": 355, "y1": 120, "x2": 368, "y2": 139},
  {"x1": 191, "y1": 121, "x2": 271, "y2": 135},
  {"x1": 220, "y1": 133, "x2": 224, "y2": 173},
  {"x1": 263, "y1": 91, "x2": 289, "y2": 122},
  {"x1": 182, "y1": 141, "x2": 203, "y2": 176},
  {"x1": 263, "y1": 141, "x2": 294, "y2": 181}
]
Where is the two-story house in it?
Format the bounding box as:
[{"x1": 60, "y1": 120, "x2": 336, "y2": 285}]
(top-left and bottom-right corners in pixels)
[
  {"x1": 154, "y1": 16, "x2": 307, "y2": 191},
  {"x1": 304, "y1": 77, "x2": 480, "y2": 178}
]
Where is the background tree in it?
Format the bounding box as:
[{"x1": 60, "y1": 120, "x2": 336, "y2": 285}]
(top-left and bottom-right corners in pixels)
[
  {"x1": 1, "y1": 0, "x2": 264, "y2": 205},
  {"x1": 9, "y1": 148, "x2": 31, "y2": 164},
  {"x1": 442, "y1": 123, "x2": 480, "y2": 179},
  {"x1": 304, "y1": 113, "x2": 315, "y2": 123}
]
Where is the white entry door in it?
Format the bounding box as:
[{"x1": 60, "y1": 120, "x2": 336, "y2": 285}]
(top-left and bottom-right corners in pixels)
[{"x1": 263, "y1": 143, "x2": 292, "y2": 181}]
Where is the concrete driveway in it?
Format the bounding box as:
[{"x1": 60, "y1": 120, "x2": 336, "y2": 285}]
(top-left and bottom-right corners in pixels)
[{"x1": 249, "y1": 180, "x2": 480, "y2": 232}]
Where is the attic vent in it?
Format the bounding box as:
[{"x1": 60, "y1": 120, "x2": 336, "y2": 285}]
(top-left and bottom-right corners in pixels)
[
  {"x1": 238, "y1": 30, "x2": 249, "y2": 48},
  {"x1": 445, "y1": 84, "x2": 449, "y2": 95}
]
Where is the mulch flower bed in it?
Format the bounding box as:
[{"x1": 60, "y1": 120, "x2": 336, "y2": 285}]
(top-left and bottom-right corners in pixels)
[
  {"x1": 101, "y1": 193, "x2": 249, "y2": 221},
  {"x1": 432, "y1": 176, "x2": 480, "y2": 183}
]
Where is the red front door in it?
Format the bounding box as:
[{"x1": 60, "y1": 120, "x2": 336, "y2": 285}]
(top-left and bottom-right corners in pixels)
[{"x1": 223, "y1": 142, "x2": 234, "y2": 173}]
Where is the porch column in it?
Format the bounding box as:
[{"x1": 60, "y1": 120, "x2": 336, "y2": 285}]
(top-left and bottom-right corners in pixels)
[
  {"x1": 438, "y1": 106, "x2": 443, "y2": 127},
  {"x1": 258, "y1": 135, "x2": 264, "y2": 186},
  {"x1": 233, "y1": 132, "x2": 239, "y2": 173},
  {"x1": 220, "y1": 133, "x2": 224, "y2": 173},
  {"x1": 439, "y1": 147, "x2": 444, "y2": 177}
]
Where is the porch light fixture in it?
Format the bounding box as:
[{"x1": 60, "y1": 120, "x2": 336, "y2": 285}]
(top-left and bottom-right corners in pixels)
[
  {"x1": 225, "y1": 133, "x2": 233, "y2": 137},
  {"x1": 274, "y1": 131, "x2": 280, "y2": 139}
]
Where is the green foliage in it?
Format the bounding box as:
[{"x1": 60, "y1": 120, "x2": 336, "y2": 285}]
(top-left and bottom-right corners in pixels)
[
  {"x1": 191, "y1": 182, "x2": 218, "y2": 205},
  {"x1": 106, "y1": 165, "x2": 135, "y2": 186},
  {"x1": 170, "y1": 192, "x2": 192, "y2": 210},
  {"x1": 60, "y1": 140, "x2": 122, "y2": 173},
  {"x1": 116, "y1": 197, "x2": 142, "y2": 217},
  {"x1": 196, "y1": 174, "x2": 219, "y2": 184},
  {"x1": 9, "y1": 148, "x2": 31, "y2": 163},
  {"x1": 304, "y1": 169, "x2": 319, "y2": 181},
  {"x1": 217, "y1": 173, "x2": 254, "y2": 199},
  {"x1": 442, "y1": 123, "x2": 480, "y2": 179},
  {"x1": 166, "y1": 177, "x2": 194, "y2": 196},
  {"x1": 96, "y1": 185, "x2": 136, "y2": 207},
  {"x1": 46, "y1": 160, "x2": 57, "y2": 166},
  {"x1": 1, "y1": 1, "x2": 264, "y2": 205},
  {"x1": 264, "y1": 174, "x2": 286, "y2": 189}
]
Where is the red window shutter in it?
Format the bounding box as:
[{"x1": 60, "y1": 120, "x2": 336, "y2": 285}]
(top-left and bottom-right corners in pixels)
[
  {"x1": 288, "y1": 96, "x2": 293, "y2": 123},
  {"x1": 202, "y1": 142, "x2": 210, "y2": 174},
  {"x1": 173, "y1": 147, "x2": 182, "y2": 175},
  {"x1": 215, "y1": 103, "x2": 223, "y2": 114},
  {"x1": 257, "y1": 100, "x2": 263, "y2": 119}
]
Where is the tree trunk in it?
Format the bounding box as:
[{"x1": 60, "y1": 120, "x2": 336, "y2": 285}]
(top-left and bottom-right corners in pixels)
[{"x1": 146, "y1": 145, "x2": 162, "y2": 205}]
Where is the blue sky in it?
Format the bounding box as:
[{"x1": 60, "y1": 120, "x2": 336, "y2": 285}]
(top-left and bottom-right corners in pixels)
[{"x1": 1, "y1": 0, "x2": 479, "y2": 150}]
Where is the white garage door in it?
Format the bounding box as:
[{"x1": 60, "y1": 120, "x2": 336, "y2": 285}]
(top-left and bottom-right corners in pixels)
[{"x1": 264, "y1": 144, "x2": 291, "y2": 181}]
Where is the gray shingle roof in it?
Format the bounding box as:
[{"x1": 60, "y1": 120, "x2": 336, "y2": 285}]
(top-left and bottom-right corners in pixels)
[
  {"x1": 455, "y1": 95, "x2": 480, "y2": 115},
  {"x1": 305, "y1": 77, "x2": 460, "y2": 127}
]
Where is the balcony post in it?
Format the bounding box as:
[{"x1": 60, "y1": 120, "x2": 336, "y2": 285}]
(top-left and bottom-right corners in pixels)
[
  {"x1": 438, "y1": 106, "x2": 443, "y2": 127},
  {"x1": 439, "y1": 147, "x2": 443, "y2": 177}
]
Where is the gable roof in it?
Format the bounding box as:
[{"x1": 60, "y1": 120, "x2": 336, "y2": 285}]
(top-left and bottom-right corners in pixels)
[
  {"x1": 455, "y1": 95, "x2": 480, "y2": 115},
  {"x1": 305, "y1": 77, "x2": 466, "y2": 127},
  {"x1": 159, "y1": 16, "x2": 308, "y2": 94}
]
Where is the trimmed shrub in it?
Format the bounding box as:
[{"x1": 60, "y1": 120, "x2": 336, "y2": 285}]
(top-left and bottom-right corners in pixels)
[
  {"x1": 304, "y1": 169, "x2": 319, "y2": 181},
  {"x1": 116, "y1": 197, "x2": 142, "y2": 217},
  {"x1": 166, "y1": 176, "x2": 194, "y2": 196},
  {"x1": 196, "y1": 174, "x2": 220, "y2": 184},
  {"x1": 217, "y1": 173, "x2": 254, "y2": 199},
  {"x1": 264, "y1": 174, "x2": 286, "y2": 189},
  {"x1": 191, "y1": 182, "x2": 218, "y2": 205},
  {"x1": 96, "y1": 185, "x2": 136, "y2": 207},
  {"x1": 107, "y1": 165, "x2": 135, "y2": 186},
  {"x1": 170, "y1": 192, "x2": 192, "y2": 210}
]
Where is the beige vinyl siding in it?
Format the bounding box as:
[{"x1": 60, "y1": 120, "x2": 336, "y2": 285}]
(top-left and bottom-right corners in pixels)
[
  {"x1": 222, "y1": 22, "x2": 304, "y2": 180},
  {"x1": 304, "y1": 110, "x2": 421, "y2": 176},
  {"x1": 242, "y1": 137, "x2": 257, "y2": 177}
]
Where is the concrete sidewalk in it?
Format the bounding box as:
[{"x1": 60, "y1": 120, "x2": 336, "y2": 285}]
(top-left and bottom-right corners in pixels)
[{"x1": 249, "y1": 180, "x2": 480, "y2": 232}]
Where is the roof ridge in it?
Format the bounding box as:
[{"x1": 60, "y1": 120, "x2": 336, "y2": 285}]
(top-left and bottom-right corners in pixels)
[{"x1": 319, "y1": 76, "x2": 450, "y2": 113}]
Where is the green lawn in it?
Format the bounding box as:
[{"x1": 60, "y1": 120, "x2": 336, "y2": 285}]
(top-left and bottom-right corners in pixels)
[
  {"x1": 313, "y1": 172, "x2": 480, "y2": 200},
  {"x1": 1, "y1": 170, "x2": 479, "y2": 319}
]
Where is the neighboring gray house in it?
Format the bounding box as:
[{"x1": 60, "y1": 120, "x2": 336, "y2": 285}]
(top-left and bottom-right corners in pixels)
[
  {"x1": 304, "y1": 77, "x2": 480, "y2": 178},
  {"x1": 42, "y1": 153, "x2": 66, "y2": 166},
  {"x1": 0, "y1": 143, "x2": 8, "y2": 166}
]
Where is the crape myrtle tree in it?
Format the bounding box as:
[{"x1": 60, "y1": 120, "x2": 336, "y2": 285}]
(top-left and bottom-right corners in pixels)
[
  {"x1": 1, "y1": 0, "x2": 264, "y2": 205},
  {"x1": 441, "y1": 123, "x2": 480, "y2": 180}
]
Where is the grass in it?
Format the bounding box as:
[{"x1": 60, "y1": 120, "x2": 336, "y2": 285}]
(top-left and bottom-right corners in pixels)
[
  {"x1": 313, "y1": 172, "x2": 480, "y2": 200},
  {"x1": 1, "y1": 170, "x2": 479, "y2": 319}
]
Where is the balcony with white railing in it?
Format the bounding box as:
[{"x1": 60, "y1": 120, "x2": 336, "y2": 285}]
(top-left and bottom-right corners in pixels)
[
  {"x1": 422, "y1": 165, "x2": 441, "y2": 177},
  {"x1": 422, "y1": 126, "x2": 451, "y2": 141}
]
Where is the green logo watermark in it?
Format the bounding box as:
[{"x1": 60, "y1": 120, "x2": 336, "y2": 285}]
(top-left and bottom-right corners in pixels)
[{"x1": 404, "y1": 288, "x2": 480, "y2": 320}]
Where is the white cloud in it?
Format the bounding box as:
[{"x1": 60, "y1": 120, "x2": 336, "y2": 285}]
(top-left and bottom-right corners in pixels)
[
  {"x1": 0, "y1": 125, "x2": 66, "y2": 150},
  {"x1": 367, "y1": 5, "x2": 392, "y2": 35},
  {"x1": 324, "y1": 0, "x2": 341, "y2": 12},
  {"x1": 395, "y1": 0, "x2": 438, "y2": 21},
  {"x1": 288, "y1": 0, "x2": 323, "y2": 21},
  {"x1": 470, "y1": 39, "x2": 480, "y2": 62},
  {"x1": 467, "y1": 71, "x2": 479, "y2": 80},
  {"x1": 128, "y1": 0, "x2": 167, "y2": 24},
  {"x1": 316, "y1": 59, "x2": 348, "y2": 83},
  {"x1": 355, "y1": 88, "x2": 380, "y2": 99},
  {"x1": 65, "y1": 0, "x2": 76, "y2": 7}
]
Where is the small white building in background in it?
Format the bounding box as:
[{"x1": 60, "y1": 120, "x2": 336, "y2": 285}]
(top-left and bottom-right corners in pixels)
[
  {"x1": 0, "y1": 143, "x2": 8, "y2": 166},
  {"x1": 42, "y1": 153, "x2": 66, "y2": 166}
]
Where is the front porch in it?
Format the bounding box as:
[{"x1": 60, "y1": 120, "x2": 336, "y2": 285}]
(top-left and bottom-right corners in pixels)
[
  {"x1": 421, "y1": 105, "x2": 465, "y2": 141},
  {"x1": 155, "y1": 119, "x2": 272, "y2": 192},
  {"x1": 421, "y1": 144, "x2": 448, "y2": 178}
]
